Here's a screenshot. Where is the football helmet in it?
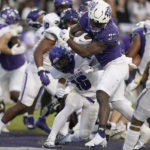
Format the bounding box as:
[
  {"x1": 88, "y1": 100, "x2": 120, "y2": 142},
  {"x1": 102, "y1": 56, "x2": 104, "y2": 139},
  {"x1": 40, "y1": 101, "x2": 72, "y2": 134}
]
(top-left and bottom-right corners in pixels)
[
  {"x1": 88, "y1": 0, "x2": 111, "y2": 32},
  {"x1": 27, "y1": 8, "x2": 45, "y2": 28},
  {"x1": 43, "y1": 13, "x2": 60, "y2": 30},
  {"x1": 60, "y1": 8, "x2": 79, "y2": 29},
  {"x1": 1, "y1": 7, "x2": 20, "y2": 25},
  {"x1": 49, "y1": 45, "x2": 74, "y2": 73},
  {"x1": 54, "y1": 0, "x2": 72, "y2": 15}
]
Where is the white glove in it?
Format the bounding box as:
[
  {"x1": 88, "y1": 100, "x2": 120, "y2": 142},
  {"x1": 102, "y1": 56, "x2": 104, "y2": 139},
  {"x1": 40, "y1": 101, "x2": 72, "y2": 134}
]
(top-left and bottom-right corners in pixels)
[
  {"x1": 11, "y1": 44, "x2": 26, "y2": 55},
  {"x1": 55, "y1": 88, "x2": 66, "y2": 98},
  {"x1": 126, "y1": 80, "x2": 139, "y2": 92},
  {"x1": 73, "y1": 33, "x2": 92, "y2": 45},
  {"x1": 134, "y1": 71, "x2": 142, "y2": 84},
  {"x1": 9, "y1": 24, "x2": 23, "y2": 36},
  {"x1": 59, "y1": 28, "x2": 70, "y2": 42}
]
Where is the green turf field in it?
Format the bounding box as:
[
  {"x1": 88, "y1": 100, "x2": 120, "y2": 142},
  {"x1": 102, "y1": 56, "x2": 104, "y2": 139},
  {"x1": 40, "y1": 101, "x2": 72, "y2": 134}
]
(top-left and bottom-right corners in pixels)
[{"x1": 6, "y1": 104, "x2": 55, "y2": 133}]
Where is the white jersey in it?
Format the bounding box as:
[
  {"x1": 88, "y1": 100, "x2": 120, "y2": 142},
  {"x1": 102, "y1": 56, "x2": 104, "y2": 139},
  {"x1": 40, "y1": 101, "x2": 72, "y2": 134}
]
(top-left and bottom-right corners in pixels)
[
  {"x1": 138, "y1": 33, "x2": 150, "y2": 74},
  {"x1": 27, "y1": 26, "x2": 52, "y2": 71},
  {"x1": 50, "y1": 54, "x2": 103, "y2": 98}
]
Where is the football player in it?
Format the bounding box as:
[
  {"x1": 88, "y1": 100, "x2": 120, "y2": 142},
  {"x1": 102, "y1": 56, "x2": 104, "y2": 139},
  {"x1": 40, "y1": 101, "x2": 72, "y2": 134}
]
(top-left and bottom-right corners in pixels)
[
  {"x1": 0, "y1": 10, "x2": 60, "y2": 133},
  {"x1": 43, "y1": 45, "x2": 101, "y2": 148},
  {"x1": 0, "y1": 7, "x2": 26, "y2": 132},
  {"x1": 58, "y1": 0, "x2": 135, "y2": 147},
  {"x1": 123, "y1": 61, "x2": 150, "y2": 150}
]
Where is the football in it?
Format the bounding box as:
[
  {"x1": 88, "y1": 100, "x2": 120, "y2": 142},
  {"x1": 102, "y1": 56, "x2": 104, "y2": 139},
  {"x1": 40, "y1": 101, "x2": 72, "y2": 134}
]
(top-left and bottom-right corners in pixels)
[{"x1": 8, "y1": 36, "x2": 21, "y2": 48}]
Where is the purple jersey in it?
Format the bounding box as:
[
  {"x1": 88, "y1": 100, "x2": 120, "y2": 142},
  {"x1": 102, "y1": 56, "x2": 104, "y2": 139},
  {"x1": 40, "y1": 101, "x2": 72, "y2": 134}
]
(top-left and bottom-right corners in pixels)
[
  {"x1": 132, "y1": 27, "x2": 146, "y2": 58},
  {"x1": 79, "y1": 12, "x2": 122, "y2": 67},
  {"x1": 120, "y1": 34, "x2": 131, "y2": 53},
  {"x1": 0, "y1": 54, "x2": 25, "y2": 70},
  {"x1": 0, "y1": 22, "x2": 26, "y2": 70}
]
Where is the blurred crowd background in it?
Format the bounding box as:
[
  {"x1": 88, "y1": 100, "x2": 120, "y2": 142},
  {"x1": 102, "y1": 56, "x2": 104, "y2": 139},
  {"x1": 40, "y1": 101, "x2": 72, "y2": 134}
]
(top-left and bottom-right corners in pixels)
[{"x1": 1, "y1": 0, "x2": 150, "y2": 33}]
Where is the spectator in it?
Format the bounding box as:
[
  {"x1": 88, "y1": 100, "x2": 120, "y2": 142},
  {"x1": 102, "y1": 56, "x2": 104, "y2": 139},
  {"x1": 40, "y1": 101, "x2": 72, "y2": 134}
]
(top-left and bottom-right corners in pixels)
[
  {"x1": 130, "y1": 0, "x2": 150, "y2": 23},
  {"x1": 115, "y1": 0, "x2": 130, "y2": 23}
]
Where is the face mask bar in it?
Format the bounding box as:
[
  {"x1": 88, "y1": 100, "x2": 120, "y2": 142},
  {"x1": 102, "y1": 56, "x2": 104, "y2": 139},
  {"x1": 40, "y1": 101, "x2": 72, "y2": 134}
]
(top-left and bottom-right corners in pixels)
[
  {"x1": 89, "y1": 18, "x2": 106, "y2": 28},
  {"x1": 53, "y1": 55, "x2": 71, "y2": 73}
]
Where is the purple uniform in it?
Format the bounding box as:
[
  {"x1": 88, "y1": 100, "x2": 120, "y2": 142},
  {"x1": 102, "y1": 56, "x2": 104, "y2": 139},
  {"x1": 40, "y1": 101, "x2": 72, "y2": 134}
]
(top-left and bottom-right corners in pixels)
[
  {"x1": 120, "y1": 34, "x2": 131, "y2": 54},
  {"x1": 0, "y1": 23, "x2": 26, "y2": 70},
  {"x1": 79, "y1": 12, "x2": 122, "y2": 67},
  {"x1": 132, "y1": 27, "x2": 146, "y2": 58}
]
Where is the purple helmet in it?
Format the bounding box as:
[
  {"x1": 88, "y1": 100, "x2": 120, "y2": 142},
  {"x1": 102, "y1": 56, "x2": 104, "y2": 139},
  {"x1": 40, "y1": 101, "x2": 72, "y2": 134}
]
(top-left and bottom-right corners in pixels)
[
  {"x1": 60, "y1": 8, "x2": 79, "y2": 29},
  {"x1": 54, "y1": 0, "x2": 72, "y2": 15},
  {"x1": 81, "y1": 0, "x2": 91, "y2": 5},
  {"x1": 0, "y1": 7, "x2": 20, "y2": 25},
  {"x1": 27, "y1": 8, "x2": 45, "y2": 29},
  {"x1": 49, "y1": 45, "x2": 74, "y2": 73}
]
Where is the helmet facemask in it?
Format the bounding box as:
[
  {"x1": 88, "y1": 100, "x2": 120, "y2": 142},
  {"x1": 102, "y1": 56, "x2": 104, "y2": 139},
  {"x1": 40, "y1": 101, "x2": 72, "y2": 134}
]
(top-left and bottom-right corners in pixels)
[{"x1": 53, "y1": 53, "x2": 73, "y2": 73}]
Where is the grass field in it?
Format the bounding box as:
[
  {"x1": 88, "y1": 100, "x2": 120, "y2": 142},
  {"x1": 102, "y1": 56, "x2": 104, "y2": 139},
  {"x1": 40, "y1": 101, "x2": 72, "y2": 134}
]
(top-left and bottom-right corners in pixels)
[{"x1": 6, "y1": 104, "x2": 55, "y2": 133}]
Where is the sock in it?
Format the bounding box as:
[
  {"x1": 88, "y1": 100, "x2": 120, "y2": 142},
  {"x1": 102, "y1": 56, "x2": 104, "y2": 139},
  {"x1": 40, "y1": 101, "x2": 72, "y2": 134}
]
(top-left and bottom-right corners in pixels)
[
  {"x1": 123, "y1": 128, "x2": 140, "y2": 150},
  {"x1": 47, "y1": 105, "x2": 74, "y2": 142},
  {"x1": 60, "y1": 122, "x2": 69, "y2": 136},
  {"x1": 139, "y1": 123, "x2": 150, "y2": 144},
  {"x1": 0, "y1": 119, "x2": 5, "y2": 130}
]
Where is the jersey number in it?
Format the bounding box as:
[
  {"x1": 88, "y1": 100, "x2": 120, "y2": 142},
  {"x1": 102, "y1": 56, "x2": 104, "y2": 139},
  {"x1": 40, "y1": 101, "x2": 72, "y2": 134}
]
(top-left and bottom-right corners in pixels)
[{"x1": 71, "y1": 75, "x2": 91, "y2": 90}]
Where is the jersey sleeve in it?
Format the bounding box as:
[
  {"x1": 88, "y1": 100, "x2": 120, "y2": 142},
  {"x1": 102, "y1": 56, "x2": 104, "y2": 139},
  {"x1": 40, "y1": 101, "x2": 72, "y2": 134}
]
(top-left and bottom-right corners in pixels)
[
  {"x1": 79, "y1": 12, "x2": 88, "y2": 32},
  {"x1": 132, "y1": 27, "x2": 145, "y2": 38},
  {"x1": 44, "y1": 26, "x2": 60, "y2": 41}
]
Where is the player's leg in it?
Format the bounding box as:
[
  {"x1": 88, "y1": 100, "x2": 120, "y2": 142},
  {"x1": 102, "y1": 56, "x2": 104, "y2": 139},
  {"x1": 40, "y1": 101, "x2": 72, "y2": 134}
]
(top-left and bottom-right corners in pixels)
[
  {"x1": 123, "y1": 88, "x2": 150, "y2": 150},
  {"x1": 43, "y1": 90, "x2": 83, "y2": 148},
  {"x1": 85, "y1": 62, "x2": 129, "y2": 147},
  {"x1": 0, "y1": 70, "x2": 42, "y2": 132},
  {"x1": 79, "y1": 98, "x2": 99, "y2": 140},
  {"x1": 35, "y1": 74, "x2": 58, "y2": 133},
  {"x1": 9, "y1": 62, "x2": 27, "y2": 103},
  {"x1": 35, "y1": 90, "x2": 52, "y2": 133}
]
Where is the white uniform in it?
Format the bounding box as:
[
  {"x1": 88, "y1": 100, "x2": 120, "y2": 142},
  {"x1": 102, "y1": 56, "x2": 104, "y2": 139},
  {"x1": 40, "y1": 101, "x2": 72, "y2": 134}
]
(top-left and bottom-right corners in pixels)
[
  {"x1": 0, "y1": 22, "x2": 27, "y2": 97},
  {"x1": 50, "y1": 54, "x2": 101, "y2": 139},
  {"x1": 19, "y1": 26, "x2": 58, "y2": 107},
  {"x1": 134, "y1": 67, "x2": 150, "y2": 122}
]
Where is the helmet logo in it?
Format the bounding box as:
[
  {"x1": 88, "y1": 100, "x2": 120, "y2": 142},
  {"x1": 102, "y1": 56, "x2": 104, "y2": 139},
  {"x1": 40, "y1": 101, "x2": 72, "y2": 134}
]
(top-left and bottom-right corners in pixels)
[
  {"x1": 94, "y1": 9, "x2": 103, "y2": 19},
  {"x1": 105, "y1": 6, "x2": 111, "y2": 18}
]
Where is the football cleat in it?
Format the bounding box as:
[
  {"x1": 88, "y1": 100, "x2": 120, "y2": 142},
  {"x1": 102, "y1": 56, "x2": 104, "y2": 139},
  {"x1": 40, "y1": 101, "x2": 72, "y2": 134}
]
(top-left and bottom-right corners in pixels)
[
  {"x1": 1, "y1": 125, "x2": 9, "y2": 133},
  {"x1": 35, "y1": 117, "x2": 51, "y2": 133},
  {"x1": 56, "y1": 134, "x2": 71, "y2": 145},
  {"x1": 43, "y1": 139, "x2": 62, "y2": 149},
  {"x1": 134, "y1": 140, "x2": 145, "y2": 150},
  {"x1": 26, "y1": 116, "x2": 34, "y2": 129},
  {"x1": 85, "y1": 132, "x2": 107, "y2": 148}
]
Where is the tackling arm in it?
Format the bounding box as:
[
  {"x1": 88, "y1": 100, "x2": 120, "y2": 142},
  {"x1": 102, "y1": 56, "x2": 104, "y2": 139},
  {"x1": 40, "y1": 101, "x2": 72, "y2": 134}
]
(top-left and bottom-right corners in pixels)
[
  {"x1": 126, "y1": 35, "x2": 141, "y2": 71},
  {"x1": 67, "y1": 39, "x2": 107, "y2": 57},
  {"x1": 34, "y1": 37, "x2": 55, "y2": 68},
  {"x1": 126, "y1": 35, "x2": 141, "y2": 59}
]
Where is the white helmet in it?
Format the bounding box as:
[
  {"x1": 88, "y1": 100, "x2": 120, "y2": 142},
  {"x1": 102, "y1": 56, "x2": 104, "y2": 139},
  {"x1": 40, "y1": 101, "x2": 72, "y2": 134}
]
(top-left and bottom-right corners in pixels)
[
  {"x1": 88, "y1": 0, "x2": 111, "y2": 26},
  {"x1": 43, "y1": 13, "x2": 60, "y2": 30}
]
